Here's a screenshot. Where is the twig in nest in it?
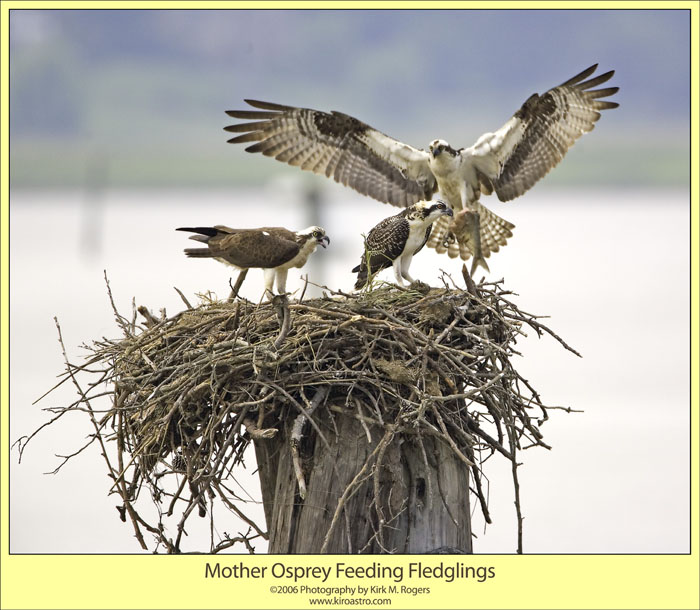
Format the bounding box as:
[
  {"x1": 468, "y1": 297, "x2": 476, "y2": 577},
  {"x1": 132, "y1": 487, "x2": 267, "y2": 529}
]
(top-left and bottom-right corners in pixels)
[
  {"x1": 461, "y1": 263, "x2": 478, "y2": 296},
  {"x1": 228, "y1": 269, "x2": 249, "y2": 302},
  {"x1": 242, "y1": 417, "x2": 278, "y2": 440},
  {"x1": 174, "y1": 286, "x2": 193, "y2": 310},
  {"x1": 272, "y1": 294, "x2": 292, "y2": 349},
  {"x1": 136, "y1": 306, "x2": 160, "y2": 328},
  {"x1": 299, "y1": 274, "x2": 310, "y2": 303},
  {"x1": 290, "y1": 387, "x2": 329, "y2": 500},
  {"x1": 290, "y1": 436, "x2": 307, "y2": 500}
]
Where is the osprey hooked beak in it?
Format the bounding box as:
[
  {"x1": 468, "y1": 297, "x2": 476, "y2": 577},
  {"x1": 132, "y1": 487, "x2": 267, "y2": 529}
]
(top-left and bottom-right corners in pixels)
[
  {"x1": 430, "y1": 140, "x2": 450, "y2": 158},
  {"x1": 305, "y1": 227, "x2": 329, "y2": 248},
  {"x1": 430, "y1": 140, "x2": 456, "y2": 159}
]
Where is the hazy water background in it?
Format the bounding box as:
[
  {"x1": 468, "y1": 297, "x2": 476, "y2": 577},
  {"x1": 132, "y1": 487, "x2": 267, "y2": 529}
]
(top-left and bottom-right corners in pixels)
[{"x1": 9, "y1": 185, "x2": 690, "y2": 554}]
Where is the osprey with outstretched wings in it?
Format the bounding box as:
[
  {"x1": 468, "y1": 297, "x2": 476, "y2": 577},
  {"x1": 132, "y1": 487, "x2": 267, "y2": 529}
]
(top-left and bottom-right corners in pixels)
[{"x1": 225, "y1": 64, "x2": 618, "y2": 273}]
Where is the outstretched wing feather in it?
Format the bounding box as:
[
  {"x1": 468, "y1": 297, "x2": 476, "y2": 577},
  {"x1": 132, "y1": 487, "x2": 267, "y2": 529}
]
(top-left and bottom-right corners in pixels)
[
  {"x1": 467, "y1": 64, "x2": 619, "y2": 202},
  {"x1": 226, "y1": 102, "x2": 436, "y2": 208}
]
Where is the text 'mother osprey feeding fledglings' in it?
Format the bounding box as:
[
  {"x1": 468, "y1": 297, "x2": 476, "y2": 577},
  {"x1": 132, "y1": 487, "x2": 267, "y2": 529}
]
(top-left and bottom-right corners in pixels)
[
  {"x1": 177, "y1": 225, "x2": 329, "y2": 297},
  {"x1": 225, "y1": 64, "x2": 618, "y2": 274},
  {"x1": 353, "y1": 200, "x2": 453, "y2": 289}
]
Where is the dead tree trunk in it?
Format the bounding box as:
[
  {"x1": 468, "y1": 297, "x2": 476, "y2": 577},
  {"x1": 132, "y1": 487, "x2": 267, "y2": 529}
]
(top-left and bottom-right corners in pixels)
[{"x1": 254, "y1": 402, "x2": 472, "y2": 554}]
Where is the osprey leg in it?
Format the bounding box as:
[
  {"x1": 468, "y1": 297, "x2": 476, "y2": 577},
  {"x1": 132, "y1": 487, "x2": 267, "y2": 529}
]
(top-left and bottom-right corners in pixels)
[
  {"x1": 399, "y1": 253, "x2": 416, "y2": 283},
  {"x1": 263, "y1": 268, "x2": 276, "y2": 298},
  {"x1": 275, "y1": 269, "x2": 289, "y2": 294},
  {"x1": 392, "y1": 258, "x2": 406, "y2": 286}
]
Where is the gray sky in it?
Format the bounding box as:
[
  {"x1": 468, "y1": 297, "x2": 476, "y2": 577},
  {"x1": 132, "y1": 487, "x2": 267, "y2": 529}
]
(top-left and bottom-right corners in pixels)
[{"x1": 9, "y1": 9, "x2": 690, "y2": 187}]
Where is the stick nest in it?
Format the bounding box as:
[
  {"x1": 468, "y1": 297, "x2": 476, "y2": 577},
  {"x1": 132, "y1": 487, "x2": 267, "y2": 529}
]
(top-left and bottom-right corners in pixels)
[{"x1": 21, "y1": 272, "x2": 580, "y2": 553}]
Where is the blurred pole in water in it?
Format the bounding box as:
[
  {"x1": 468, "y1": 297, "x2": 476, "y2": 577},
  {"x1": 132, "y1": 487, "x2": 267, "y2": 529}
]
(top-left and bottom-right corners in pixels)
[
  {"x1": 80, "y1": 151, "x2": 108, "y2": 258},
  {"x1": 302, "y1": 182, "x2": 326, "y2": 296}
]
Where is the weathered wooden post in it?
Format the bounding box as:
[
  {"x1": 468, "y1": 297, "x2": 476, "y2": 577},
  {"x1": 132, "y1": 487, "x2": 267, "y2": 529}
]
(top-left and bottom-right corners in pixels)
[{"x1": 254, "y1": 404, "x2": 472, "y2": 554}]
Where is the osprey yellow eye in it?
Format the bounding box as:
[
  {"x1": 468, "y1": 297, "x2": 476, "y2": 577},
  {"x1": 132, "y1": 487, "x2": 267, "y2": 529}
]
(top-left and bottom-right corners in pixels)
[{"x1": 437, "y1": 203, "x2": 446, "y2": 209}]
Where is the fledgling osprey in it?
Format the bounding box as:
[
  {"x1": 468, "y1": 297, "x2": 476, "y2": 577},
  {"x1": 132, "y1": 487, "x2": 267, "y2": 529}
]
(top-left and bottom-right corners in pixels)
[
  {"x1": 177, "y1": 225, "x2": 329, "y2": 296},
  {"x1": 352, "y1": 200, "x2": 453, "y2": 289},
  {"x1": 225, "y1": 64, "x2": 618, "y2": 273}
]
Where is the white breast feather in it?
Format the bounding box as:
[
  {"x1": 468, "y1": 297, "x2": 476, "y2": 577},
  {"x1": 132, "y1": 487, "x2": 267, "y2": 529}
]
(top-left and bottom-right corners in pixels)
[
  {"x1": 279, "y1": 239, "x2": 318, "y2": 270},
  {"x1": 404, "y1": 219, "x2": 432, "y2": 255}
]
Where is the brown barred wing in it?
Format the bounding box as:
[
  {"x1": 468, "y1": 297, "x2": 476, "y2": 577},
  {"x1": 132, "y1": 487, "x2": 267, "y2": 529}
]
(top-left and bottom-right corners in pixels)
[
  {"x1": 178, "y1": 226, "x2": 300, "y2": 269},
  {"x1": 470, "y1": 64, "x2": 619, "y2": 202},
  {"x1": 225, "y1": 100, "x2": 436, "y2": 208},
  {"x1": 352, "y1": 214, "x2": 409, "y2": 288}
]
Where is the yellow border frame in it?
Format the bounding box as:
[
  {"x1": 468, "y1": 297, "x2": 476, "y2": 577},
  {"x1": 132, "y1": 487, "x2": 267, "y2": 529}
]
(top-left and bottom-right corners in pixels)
[{"x1": 1, "y1": 3, "x2": 698, "y2": 609}]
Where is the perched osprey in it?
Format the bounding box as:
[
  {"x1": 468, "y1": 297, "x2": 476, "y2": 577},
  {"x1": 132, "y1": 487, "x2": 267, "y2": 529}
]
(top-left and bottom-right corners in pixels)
[
  {"x1": 177, "y1": 225, "x2": 329, "y2": 296},
  {"x1": 225, "y1": 64, "x2": 618, "y2": 273},
  {"x1": 352, "y1": 200, "x2": 453, "y2": 289}
]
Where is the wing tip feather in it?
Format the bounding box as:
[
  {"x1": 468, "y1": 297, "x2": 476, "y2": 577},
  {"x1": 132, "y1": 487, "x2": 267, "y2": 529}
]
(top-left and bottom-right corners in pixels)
[
  {"x1": 227, "y1": 132, "x2": 263, "y2": 144},
  {"x1": 244, "y1": 99, "x2": 293, "y2": 112},
  {"x1": 561, "y1": 63, "x2": 598, "y2": 86},
  {"x1": 244, "y1": 142, "x2": 265, "y2": 153}
]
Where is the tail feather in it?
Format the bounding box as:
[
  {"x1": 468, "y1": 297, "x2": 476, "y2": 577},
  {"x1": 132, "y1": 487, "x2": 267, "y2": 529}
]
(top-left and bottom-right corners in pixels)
[
  {"x1": 177, "y1": 226, "x2": 219, "y2": 237},
  {"x1": 354, "y1": 274, "x2": 369, "y2": 290},
  {"x1": 353, "y1": 262, "x2": 369, "y2": 289},
  {"x1": 429, "y1": 215, "x2": 464, "y2": 259},
  {"x1": 428, "y1": 215, "x2": 451, "y2": 254},
  {"x1": 177, "y1": 227, "x2": 219, "y2": 244},
  {"x1": 427, "y1": 203, "x2": 514, "y2": 271},
  {"x1": 184, "y1": 248, "x2": 213, "y2": 258},
  {"x1": 476, "y1": 202, "x2": 514, "y2": 252},
  {"x1": 456, "y1": 236, "x2": 472, "y2": 261}
]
